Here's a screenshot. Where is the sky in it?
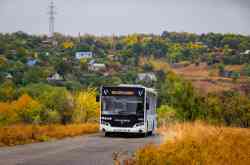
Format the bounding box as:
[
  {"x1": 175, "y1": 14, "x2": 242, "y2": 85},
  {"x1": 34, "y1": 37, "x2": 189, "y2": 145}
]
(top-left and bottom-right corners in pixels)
[{"x1": 0, "y1": 0, "x2": 249, "y2": 36}]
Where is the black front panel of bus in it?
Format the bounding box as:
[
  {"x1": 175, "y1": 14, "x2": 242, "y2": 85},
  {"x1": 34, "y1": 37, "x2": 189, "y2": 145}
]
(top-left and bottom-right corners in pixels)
[{"x1": 101, "y1": 115, "x2": 144, "y2": 128}]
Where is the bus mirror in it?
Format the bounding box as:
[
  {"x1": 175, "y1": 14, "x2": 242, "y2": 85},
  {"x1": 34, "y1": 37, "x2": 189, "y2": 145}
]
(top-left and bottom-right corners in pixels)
[
  {"x1": 146, "y1": 103, "x2": 149, "y2": 110},
  {"x1": 96, "y1": 95, "x2": 100, "y2": 102}
]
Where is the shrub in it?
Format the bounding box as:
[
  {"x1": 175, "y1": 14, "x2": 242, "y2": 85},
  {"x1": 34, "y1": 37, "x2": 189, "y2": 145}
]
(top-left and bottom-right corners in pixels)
[
  {"x1": 44, "y1": 110, "x2": 61, "y2": 124},
  {"x1": 19, "y1": 83, "x2": 74, "y2": 124},
  {"x1": 0, "y1": 94, "x2": 43, "y2": 125},
  {"x1": 218, "y1": 63, "x2": 225, "y2": 75},
  {"x1": 231, "y1": 71, "x2": 240, "y2": 82},
  {"x1": 159, "y1": 71, "x2": 205, "y2": 121},
  {"x1": 157, "y1": 105, "x2": 178, "y2": 126},
  {"x1": 242, "y1": 64, "x2": 250, "y2": 76},
  {"x1": 0, "y1": 80, "x2": 17, "y2": 101},
  {"x1": 219, "y1": 92, "x2": 250, "y2": 127},
  {"x1": 0, "y1": 102, "x2": 18, "y2": 125},
  {"x1": 0, "y1": 124, "x2": 99, "y2": 146}
]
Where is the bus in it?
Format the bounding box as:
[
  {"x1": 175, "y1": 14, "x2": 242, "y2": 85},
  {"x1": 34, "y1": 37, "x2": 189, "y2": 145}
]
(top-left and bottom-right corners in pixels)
[{"x1": 97, "y1": 84, "x2": 157, "y2": 136}]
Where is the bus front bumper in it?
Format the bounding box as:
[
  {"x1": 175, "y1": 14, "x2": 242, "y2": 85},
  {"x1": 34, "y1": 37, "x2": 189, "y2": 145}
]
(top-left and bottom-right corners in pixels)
[{"x1": 100, "y1": 124, "x2": 146, "y2": 133}]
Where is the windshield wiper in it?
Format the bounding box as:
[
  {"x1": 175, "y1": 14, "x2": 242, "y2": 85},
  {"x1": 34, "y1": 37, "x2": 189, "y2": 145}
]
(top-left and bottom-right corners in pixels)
[{"x1": 118, "y1": 111, "x2": 130, "y2": 114}]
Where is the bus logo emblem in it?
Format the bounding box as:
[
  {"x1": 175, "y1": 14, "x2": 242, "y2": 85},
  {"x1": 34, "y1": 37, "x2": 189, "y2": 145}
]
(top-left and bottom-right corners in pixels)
[
  {"x1": 138, "y1": 90, "x2": 143, "y2": 96},
  {"x1": 104, "y1": 89, "x2": 109, "y2": 95}
]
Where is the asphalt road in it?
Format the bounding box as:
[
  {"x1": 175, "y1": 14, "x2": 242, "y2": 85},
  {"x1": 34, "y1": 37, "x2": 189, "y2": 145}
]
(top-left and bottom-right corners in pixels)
[{"x1": 0, "y1": 133, "x2": 162, "y2": 165}]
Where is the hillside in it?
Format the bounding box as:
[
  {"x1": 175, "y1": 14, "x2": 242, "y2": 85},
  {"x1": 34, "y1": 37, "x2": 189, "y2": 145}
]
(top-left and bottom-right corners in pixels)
[
  {"x1": 172, "y1": 63, "x2": 249, "y2": 94},
  {"x1": 0, "y1": 31, "x2": 250, "y2": 128}
]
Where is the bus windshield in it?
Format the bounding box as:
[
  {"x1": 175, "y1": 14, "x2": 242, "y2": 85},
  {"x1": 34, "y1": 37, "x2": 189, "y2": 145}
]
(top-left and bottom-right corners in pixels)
[{"x1": 101, "y1": 96, "x2": 144, "y2": 115}]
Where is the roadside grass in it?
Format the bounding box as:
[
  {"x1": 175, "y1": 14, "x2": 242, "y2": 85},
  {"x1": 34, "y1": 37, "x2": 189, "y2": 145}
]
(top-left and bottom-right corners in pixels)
[
  {"x1": 123, "y1": 122, "x2": 250, "y2": 165},
  {"x1": 0, "y1": 123, "x2": 99, "y2": 146}
]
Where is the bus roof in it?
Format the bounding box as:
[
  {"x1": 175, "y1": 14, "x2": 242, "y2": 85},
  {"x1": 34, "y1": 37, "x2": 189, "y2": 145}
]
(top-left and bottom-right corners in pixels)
[{"x1": 117, "y1": 84, "x2": 157, "y2": 95}]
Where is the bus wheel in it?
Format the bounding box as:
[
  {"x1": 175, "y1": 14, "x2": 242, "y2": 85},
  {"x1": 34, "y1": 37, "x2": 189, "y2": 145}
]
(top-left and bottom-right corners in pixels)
[
  {"x1": 105, "y1": 132, "x2": 111, "y2": 137},
  {"x1": 148, "y1": 131, "x2": 153, "y2": 136},
  {"x1": 152, "y1": 121, "x2": 155, "y2": 135}
]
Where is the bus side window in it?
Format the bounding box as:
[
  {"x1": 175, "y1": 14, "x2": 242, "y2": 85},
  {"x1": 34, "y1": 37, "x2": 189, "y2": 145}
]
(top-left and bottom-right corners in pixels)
[{"x1": 146, "y1": 97, "x2": 150, "y2": 110}]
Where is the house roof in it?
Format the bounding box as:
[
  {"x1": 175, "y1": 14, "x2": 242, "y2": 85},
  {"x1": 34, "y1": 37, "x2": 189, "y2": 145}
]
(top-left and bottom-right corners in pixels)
[
  {"x1": 47, "y1": 73, "x2": 63, "y2": 81},
  {"x1": 137, "y1": 73, "x2": 157, "y2": 81},
  {"x1": 88, "y1": 59, "x2": 96, "y2": 65},
  {"x1": 5, "y1": 73, "x2": 13, "y2": 79},
  {"x1": 242, "y1": 50, "x2": 250, "y2": 55},
  {"x1": 27, "y1": 59, "x2": 37, "y2": 66},
  {"x1": 92, "y1": 63, "x2": 105, "y2": 67}
]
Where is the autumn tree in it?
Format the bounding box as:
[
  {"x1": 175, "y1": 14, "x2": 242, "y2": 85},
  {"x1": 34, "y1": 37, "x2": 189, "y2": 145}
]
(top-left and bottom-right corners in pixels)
[{"x1": 72, "y1": 88, "x2": 99, "y2": 123}]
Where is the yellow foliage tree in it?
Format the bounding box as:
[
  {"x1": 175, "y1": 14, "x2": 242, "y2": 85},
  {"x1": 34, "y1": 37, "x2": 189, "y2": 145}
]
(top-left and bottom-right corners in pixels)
[
  {"x1": 0, "y1": 102, "x2": 18, "y2": 125},
  {"x1": 79, "y1": 58, "x2": 88, "y2": 70},
  {"x1": 0, "y1": 80, "x2": 16, "y2": 101},
  {"x1": 123, "y1": 34, "x2": 140, "y2": 45},
  {"x1": 62, "y1": 41, "x2": 74, "y2": 49},
  {"x1": 12, "y1": 94, "x2": 42, "y2": 123},
  {"x1": 0, "y1": 56, "x2": 7, "y2": 67},
  {"x1": 72, "y1": 88, "x2": 100, "y2": 123}
]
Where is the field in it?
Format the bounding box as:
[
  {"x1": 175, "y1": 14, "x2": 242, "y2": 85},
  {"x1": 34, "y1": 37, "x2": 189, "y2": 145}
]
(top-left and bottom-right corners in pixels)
[
  {"x1": 123, "y1": 122, "x2": 250, "y2": 165},
  {"x1": 172, "y1": 63, "x2": 249, "y2": 94},
  {"x1": 0, "y1": 123, "x2": 99, "y2": 146}
]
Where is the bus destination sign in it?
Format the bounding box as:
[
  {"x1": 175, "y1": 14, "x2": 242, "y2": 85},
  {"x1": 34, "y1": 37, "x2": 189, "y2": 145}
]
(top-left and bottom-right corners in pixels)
[{"x1": 102, "y1": 86, "x2": 145, "y2": 97}]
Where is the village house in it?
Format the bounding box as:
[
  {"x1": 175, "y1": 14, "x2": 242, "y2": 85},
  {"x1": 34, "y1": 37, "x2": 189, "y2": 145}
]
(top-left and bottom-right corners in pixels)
[
  {"x1": 5, "y1": 73, "x2": 13, "y2": 79},
  {"x1": 47, "y1": 72, "x2": 63, "y2": 81},
  {"x1": 108, "y1": 54, "x2": 120, "y2": 61},
  {"x1": 26, "y1": 59, "x2": 37, "y2": 66},
  {"x1": 220, "y1": 65, "x2": 242, "y2": 78},
  {"x1": 88, "y1": 60, "x2": 106, "y2": 72},
  {"x1": 10, "y1": 49, "x2": 17, "y2": 55},
  {"x1": 75, "y1": 51, "x2": 93, "y2": 60},
  {"x1": 240, "y1": 50, "x2": 250, "y2": 55},
  {"x1": 137, "y1": 73, "x2": 157, "y2": 82}
]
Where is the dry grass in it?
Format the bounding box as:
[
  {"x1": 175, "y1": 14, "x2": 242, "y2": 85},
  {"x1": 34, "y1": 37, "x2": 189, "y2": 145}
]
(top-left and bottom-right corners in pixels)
[
  {"x1": 0, "y1": 123, "x2": 99, "y2": 146},
  {"x1": 125, "y1": 122, "x2": 250, "y2": 165}
]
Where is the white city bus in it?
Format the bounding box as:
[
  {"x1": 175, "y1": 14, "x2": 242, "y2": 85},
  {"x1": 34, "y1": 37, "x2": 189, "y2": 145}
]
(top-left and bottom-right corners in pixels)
[{"x1": 97, "y1": 84, "x2": 157, "y2": 136}]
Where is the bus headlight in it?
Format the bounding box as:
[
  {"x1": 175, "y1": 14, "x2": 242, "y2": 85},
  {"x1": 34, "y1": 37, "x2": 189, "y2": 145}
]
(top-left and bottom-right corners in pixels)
[
  {"x1": 134, "y1": 122, "x2": 144, "y2": 127},
  {"x1": 101, "y1": 121, "x2": 111, "y2": 126},
  {"x1": 101, "y1": 116, "x2": 112, "y2": 120}
]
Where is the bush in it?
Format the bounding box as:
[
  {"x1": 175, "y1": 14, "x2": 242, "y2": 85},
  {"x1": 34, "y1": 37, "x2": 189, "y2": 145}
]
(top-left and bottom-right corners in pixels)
[
  {"x1": 44, "y1": 110, "x2": 61, "y2": 124},
  {"x1": 159, "y1": 71, "x2": 205, "y2": 121},
  {"x1": 0, "y1": 94, "x2": 43, "y2": 125},
  {"x1": 219, "y1": 92, "x2": 250, "y2": 127},
  {"x1": 0, "y1": 124, "x2": 99, "y2": 146},
  {"x1": 231, "y1": 71, "x2": 240, "y2": 82},
  {"x1": 19, "y1": 83, "x2": 74, "y2": 124},
  {"x1": 157, "y1": 105, "x2": 178, "y2": 126},
  {"x1": 0, "y1": 102, "x2": 19, "y2": 125},
  {"x1": 242, "y1": 64, "x2": 250, "y2": 76},
  {"x1": 218, "y1": 63, "x2": 225, "y2": 75},
  {"x1": 0, "y1": 80, "x2": 17, "y2": 101},
  {"x1": 204, "y1": 91, "x2": 250, "y2": 127}
]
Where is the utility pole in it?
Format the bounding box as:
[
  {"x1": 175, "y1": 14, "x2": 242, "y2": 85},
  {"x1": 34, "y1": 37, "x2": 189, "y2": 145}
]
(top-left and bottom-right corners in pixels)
[{"x1": 48, "y1": 0, "x2": 55, "y2": 38}]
